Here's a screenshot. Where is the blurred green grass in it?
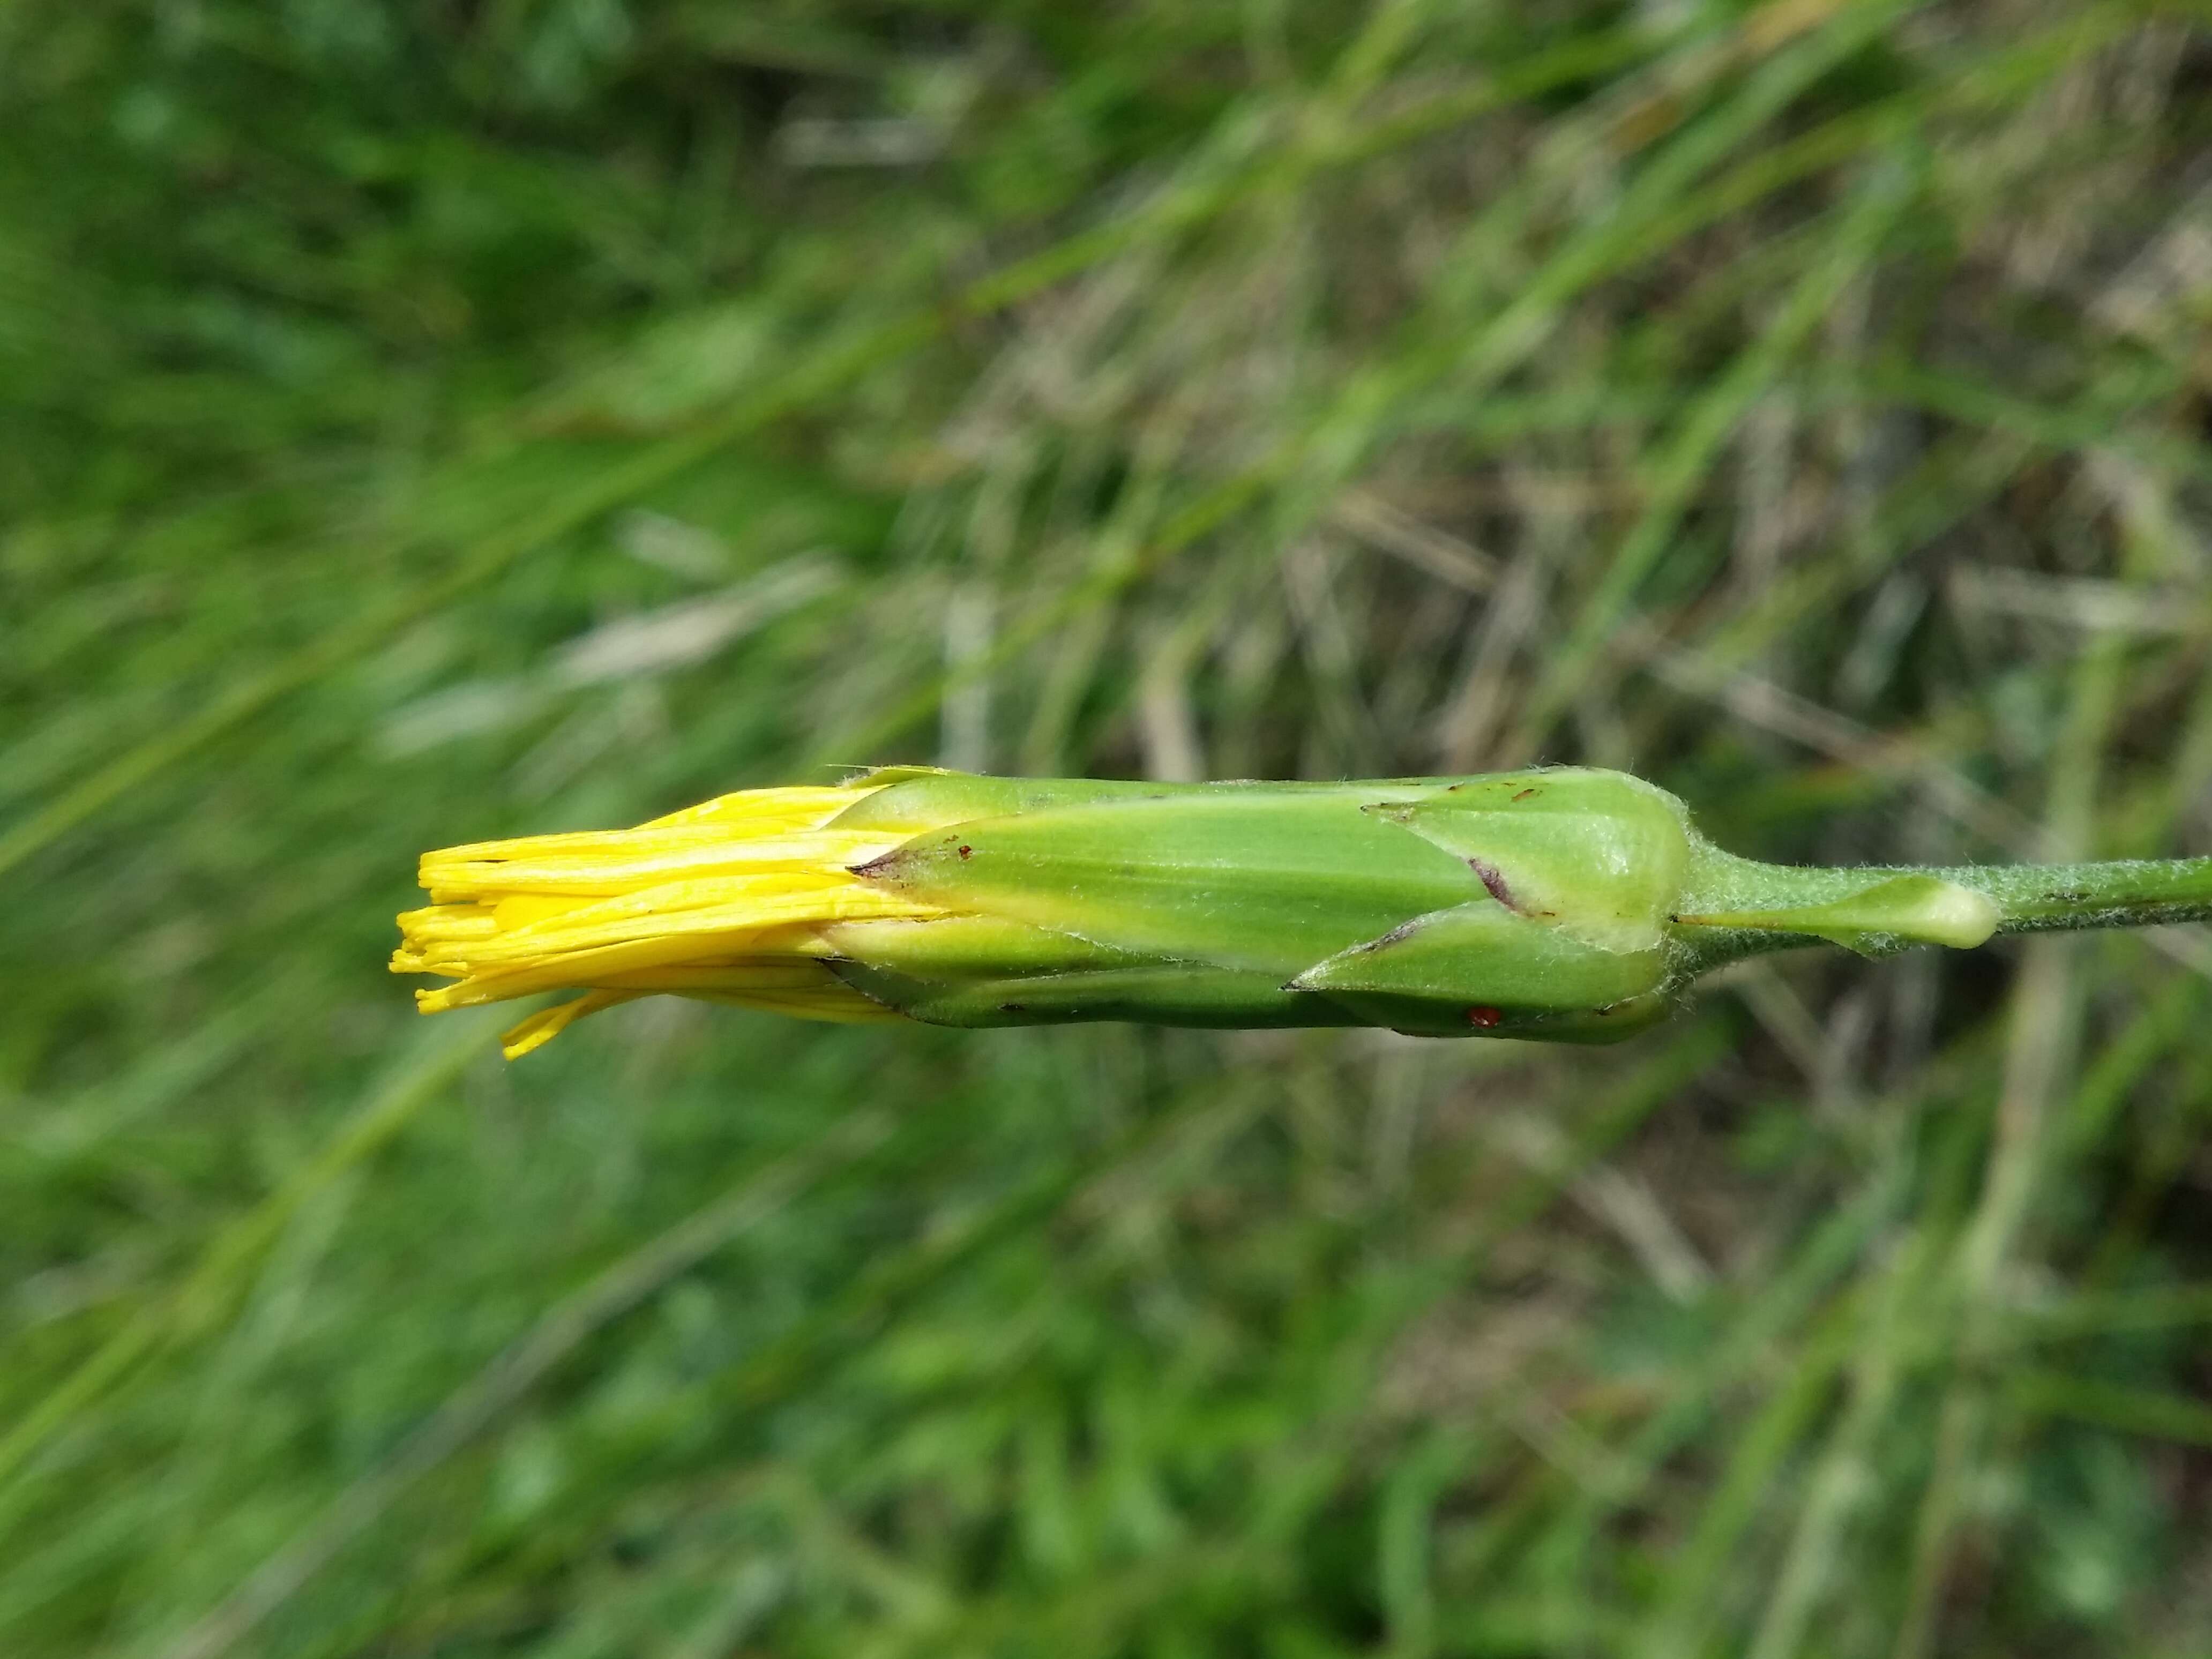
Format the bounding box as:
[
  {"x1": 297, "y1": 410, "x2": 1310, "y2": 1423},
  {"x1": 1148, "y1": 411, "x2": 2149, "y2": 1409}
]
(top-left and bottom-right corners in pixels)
[{"x1": 9, "y1": 1, "x2": 2212, "y2": 1653}]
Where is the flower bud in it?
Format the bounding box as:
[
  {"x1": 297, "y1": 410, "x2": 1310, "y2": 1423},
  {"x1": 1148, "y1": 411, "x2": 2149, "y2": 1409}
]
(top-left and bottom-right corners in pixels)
[{"x1": 393, "y1": 765, "x2": 2006, "y2": 1056}]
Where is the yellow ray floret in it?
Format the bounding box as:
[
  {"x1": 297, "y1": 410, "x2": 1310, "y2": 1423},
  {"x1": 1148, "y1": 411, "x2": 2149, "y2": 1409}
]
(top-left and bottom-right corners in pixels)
[{"x1": 392, "y1": 782, "x2": 945, "y2": 1058}]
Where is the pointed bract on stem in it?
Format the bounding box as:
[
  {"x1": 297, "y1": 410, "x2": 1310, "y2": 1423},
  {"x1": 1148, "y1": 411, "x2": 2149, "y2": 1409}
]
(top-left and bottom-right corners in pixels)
[{"x1": 392, "y1": 766, "x2": 2212, "y2": 1057}]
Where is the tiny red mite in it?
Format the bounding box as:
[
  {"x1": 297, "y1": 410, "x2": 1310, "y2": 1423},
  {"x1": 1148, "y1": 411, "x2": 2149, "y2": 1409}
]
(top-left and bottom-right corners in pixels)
[{"x1": 1464, "y1": 1005, "x2": 1503, "y2": 1028}]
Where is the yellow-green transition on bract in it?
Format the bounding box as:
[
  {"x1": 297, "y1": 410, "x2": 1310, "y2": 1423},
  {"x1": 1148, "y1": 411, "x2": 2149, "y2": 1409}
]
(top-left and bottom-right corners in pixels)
[{"x1": 395, "y1": 766, "x2": 2212, "y2": 1058}]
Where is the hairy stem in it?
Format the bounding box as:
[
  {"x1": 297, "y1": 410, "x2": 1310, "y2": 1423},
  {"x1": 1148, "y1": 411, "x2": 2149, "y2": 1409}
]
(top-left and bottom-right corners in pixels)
[
  {"x1": 1675, "y1": 847, "x2": 2212, "y2": 970},
  {"x1": 1933, "y1": 857, "x2": 2212, "y2": 934}
]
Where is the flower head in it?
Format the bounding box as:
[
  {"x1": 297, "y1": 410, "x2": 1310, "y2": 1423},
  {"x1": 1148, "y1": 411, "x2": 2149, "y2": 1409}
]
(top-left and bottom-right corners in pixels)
[{"x1": 397, "y1": 766, "x2": 2011, "y2": 1057}]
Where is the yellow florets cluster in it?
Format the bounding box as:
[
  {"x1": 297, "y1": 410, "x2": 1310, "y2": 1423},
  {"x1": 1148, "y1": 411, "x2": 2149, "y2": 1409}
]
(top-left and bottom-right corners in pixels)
[{"x1": 392, "y1": 784, "x2": 943, "y2": 1057}]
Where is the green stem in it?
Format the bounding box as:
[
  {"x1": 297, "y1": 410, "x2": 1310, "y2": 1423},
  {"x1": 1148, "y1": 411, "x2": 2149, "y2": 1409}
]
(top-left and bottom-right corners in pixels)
[
  {"x1": 1674, "y1": 847, "x2": 2212, "y2": 969},
  {"x1": 1934, "y1": 857, "x2": 2212, "y2": 934}
]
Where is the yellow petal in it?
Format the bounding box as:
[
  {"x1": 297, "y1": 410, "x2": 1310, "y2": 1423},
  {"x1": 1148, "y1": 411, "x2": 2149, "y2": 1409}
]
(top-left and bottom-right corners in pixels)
[{"x1": 497, "y1": 989, "x2": 644, "y2": 1059}]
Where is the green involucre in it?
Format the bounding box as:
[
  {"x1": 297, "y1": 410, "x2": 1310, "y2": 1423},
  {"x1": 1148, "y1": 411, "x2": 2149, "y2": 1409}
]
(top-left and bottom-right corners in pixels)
[{"x1": 810, "y1": 766, "x2": 2056, "y2": 1042}]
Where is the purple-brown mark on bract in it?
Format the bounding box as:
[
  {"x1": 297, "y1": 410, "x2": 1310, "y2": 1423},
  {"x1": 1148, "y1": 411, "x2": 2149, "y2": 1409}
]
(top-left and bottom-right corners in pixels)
[{"x1": 1469, "y1": 857, "x2": 1521, "y2": 913}]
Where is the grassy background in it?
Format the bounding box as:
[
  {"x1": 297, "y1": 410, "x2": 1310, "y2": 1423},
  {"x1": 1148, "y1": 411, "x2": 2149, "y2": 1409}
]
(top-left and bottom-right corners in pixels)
[{"x1": 9, "y1": 1, "x2": 2212, "y2": 1653}]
